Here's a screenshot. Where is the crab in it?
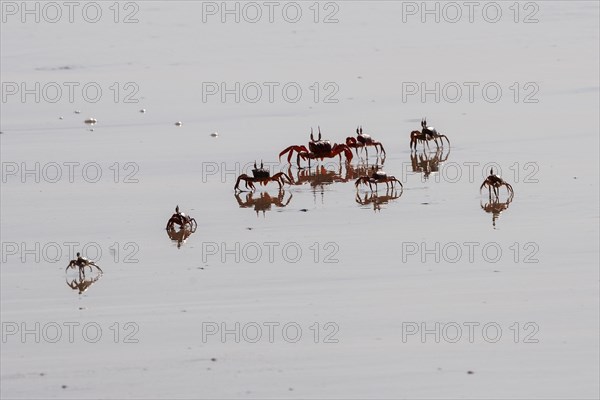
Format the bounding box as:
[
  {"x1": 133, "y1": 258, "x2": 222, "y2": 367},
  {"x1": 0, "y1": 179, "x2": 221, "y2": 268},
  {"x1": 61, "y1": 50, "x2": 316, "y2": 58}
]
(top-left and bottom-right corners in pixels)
[
  {"x1": 279, "y1": 127, "x2": 353, "y2": 168},
  {"x1": 410, "y1": 118, "x2": 450, "y2": 150},
  {"x1": 355, "y1": 166, "x2": 403, "y2": 192},
  {"x1": 480, "y1": 168, "x2": 514, "y2": 200},
  {"x1": 65, "y1": 252, "x2": 103, "y2": 279},
  {"x1": 234, "y1": 161, "x2": 292, "y2": 192},
  {"x1": 346, "y1": 126, "x2": 386, "y2": 158},
  {"x1": 166, "y1": 205, "x2": 197, "y2": 231}
]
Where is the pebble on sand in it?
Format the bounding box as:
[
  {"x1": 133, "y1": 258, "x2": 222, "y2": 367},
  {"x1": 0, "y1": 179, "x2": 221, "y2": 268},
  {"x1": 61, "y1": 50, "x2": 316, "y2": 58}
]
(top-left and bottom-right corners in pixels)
[
  {"x1": 84, "y1": 118, "x2": 97, "y2": 124},
  {"x1": 74, "y1": 110, "x2": 81, "y2": 114},
  {"x1": 175, "y1": 121, "x2": 183, "y2": 126},
  {"x1": 210, "y1": 132, "x2": 218, "y2": 137}
]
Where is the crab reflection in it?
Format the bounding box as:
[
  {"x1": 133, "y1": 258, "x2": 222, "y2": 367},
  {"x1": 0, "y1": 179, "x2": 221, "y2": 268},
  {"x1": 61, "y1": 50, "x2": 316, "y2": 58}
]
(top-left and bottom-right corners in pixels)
[
  {"x1": 65, "y1": 274, "x2": 102, "y2": 295},
  {"x1": 344, "y1": 156, "x2": 386, "y2": 180},
  {"x1": 287, "y1": 154, "x2": 386, "y2": 188},
  {"x1": 410, "y1": 148, "x2": 450, "y2": 180},
  {"x1": 356, "y1": 189, "x2": 402, "y2": 212},
  {"x1": 288, "y1": 165, "x2": 345, "y2": 187},
  {"x1": 167, "y1": 226, "x2": 196, "y2": 249},
  {"x1": 235, "y1": 190, "x2": 292, "y2": 216},
  {"x1": 481, "y1": 197, "x2": 513, "y2": 228}
]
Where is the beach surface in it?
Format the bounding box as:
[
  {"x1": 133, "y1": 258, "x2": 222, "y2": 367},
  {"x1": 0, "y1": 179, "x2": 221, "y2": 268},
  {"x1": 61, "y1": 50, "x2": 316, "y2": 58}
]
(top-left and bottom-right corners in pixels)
[{"x1": 1, "y1": 1, "x2": 599, "y2": 398}]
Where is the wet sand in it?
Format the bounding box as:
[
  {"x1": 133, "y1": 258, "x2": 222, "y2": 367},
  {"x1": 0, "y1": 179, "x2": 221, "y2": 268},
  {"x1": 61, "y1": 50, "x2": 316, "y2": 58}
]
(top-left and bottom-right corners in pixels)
[{"x1": 1, "y1": 2, "x2": 599, "y2": 398}]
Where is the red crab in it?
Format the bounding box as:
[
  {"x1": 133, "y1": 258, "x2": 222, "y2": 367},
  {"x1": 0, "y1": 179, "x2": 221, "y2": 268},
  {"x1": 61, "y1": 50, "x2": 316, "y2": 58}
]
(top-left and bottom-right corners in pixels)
[
  {"x1": 346, "y1": 126, "x2": 386, "y2": 158},
  {"x1": 279, "y1": 127, "x2": 353, "y2": 168}
]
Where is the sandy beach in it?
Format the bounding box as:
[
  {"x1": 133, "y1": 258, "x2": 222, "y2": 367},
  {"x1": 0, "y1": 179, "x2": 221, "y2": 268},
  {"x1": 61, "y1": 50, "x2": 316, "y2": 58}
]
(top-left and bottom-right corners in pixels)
[{"x1": 1, "y1": 1, "x2": 599, "y2": 398}]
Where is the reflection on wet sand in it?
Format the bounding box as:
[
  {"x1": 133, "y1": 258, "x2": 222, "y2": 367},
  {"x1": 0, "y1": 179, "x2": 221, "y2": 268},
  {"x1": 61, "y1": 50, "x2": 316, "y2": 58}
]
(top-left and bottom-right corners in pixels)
[
  {"x1": 481, "y1": 197, "x2": 513, "y2": 228},
  {"x1": 235, "y1": 190, "x2": 292, "y2": 216},
  {"x1": 66, "y1": 274, "x2": 102, "y2": 295},
  {"x1": 410, "y1": 148, "x2": 450, "y2": 180},
  {"x1": 286, "y1": 158, "x2": 388, "y2": 204},
  {"x1": 289, "y1": 165, "x2": 346, "y2": 187},
  {"x1": 286, "y1": 165, "x2": 346, "y2": 204},
  {"x1": 344, "y1": 156, "x2": 386, "y2": 180},
  {"x1": 286, "y1": 156, "x2": 387, "y2": 189},
  {"x1": 167, "y1": 226, "x2": 196, "y2": 248},
  {"x1": 356, "y1": 189, "x2": 403, "y2": 212}
]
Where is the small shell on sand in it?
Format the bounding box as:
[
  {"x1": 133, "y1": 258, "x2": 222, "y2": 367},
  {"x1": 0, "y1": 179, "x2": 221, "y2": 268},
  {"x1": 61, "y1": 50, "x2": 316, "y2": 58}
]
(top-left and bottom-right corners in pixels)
[
  {"x1": 210, "y1": 132, "x2": 218, "y2": 137},
  {"x1": 84, "y1": 118, "x2": 97, "y2": 124},
  {"x1": 175, "y1": 121, "x2": 182, "y2": 126},
  {"x1": 140, "y1": 109, "x2": 146, "y2": 113},
  {"x1": 59, "y1": 116, "x2": 64, "y2": 120},
  {"x1": 74, "y1": 110, "x2": 81, "y2": 114}
]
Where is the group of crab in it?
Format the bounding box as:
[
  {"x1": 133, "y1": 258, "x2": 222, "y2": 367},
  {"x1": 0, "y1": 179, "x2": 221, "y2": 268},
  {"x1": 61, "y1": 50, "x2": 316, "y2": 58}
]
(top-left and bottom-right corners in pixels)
[
  {"x1": 235, "y1": 125, "x2": 402, "y2": 193},
  {"x1": 232, "y1": 119, "x2": 514, "y2": 201},
  {"x1": 164, "y1": 119, "x2": 514, "y2": 232},
  {"x1": 67, "y1": 119, "x2": 515, "y2": 285}
]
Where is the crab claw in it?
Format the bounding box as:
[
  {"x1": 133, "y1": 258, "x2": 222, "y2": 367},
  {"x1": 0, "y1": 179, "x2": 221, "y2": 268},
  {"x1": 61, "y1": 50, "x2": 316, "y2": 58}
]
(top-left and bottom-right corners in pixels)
[{"x1": 65, "y1": 260, "x2": 75, "y2": 273}]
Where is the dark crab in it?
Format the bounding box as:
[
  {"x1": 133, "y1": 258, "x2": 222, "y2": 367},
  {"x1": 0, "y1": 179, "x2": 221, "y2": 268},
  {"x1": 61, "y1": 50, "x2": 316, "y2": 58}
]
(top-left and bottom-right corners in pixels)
[
  {"x1": 355, "y1": 166, "x2": 403, "y2": 192},
  {"x1": 65, "y1": 252, "x2": 103, "y2": 279},
  {"x1": 410, "y1": 118, "x2": 451, "y2": 150},
  {"x1": 234, "y1": 161, "x2": 292, "y2": 192},
  {"x1": 166, "y1": 205, "x2": 197, "y2": 231},
  {"x1": 480, "y1": 168, "x2": 514, "y2": 200},
  {"x1": 346, "y1": 126, "x2": 386, "y2": 158},
  {"x1": 279, "y1": 127, "x2": 353, "y2": 168}
]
